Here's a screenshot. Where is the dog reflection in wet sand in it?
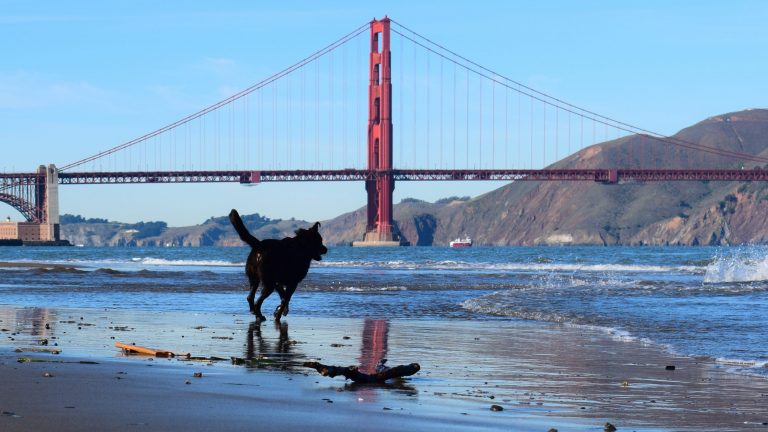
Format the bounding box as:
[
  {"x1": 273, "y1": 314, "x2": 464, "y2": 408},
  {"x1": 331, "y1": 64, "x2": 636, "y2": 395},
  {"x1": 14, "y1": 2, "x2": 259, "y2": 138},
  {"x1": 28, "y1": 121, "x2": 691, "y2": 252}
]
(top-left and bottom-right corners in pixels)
[
  {"x1": 246, "y1": 321, "x2": 298, "y2": 367},
  {"x1": 229, "y1": 209, "x2": 327, "y2": 321}
]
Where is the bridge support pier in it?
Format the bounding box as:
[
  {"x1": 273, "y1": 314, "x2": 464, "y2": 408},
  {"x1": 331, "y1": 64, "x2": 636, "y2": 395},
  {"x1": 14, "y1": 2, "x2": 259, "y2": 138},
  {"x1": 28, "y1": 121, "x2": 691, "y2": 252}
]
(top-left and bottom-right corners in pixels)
[
  {"x1": 353, "y1": 17, "x2": 401, "y2": 247},
  {"x1": 42, "y1": 164, "x2": 61, "y2": 241}
]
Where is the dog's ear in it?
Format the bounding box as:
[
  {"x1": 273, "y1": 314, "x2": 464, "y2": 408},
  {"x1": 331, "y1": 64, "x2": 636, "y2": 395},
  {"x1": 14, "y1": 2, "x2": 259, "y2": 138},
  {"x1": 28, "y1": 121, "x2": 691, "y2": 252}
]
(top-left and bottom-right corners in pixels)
[{"x1": 311, "y1": 222, "x2": 320, "y2": 232}]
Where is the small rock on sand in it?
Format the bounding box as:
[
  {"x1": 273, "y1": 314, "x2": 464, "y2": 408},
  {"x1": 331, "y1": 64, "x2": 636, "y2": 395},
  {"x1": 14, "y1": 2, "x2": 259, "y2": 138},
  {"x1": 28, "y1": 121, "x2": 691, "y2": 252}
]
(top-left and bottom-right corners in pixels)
[{"x1": 489, "y1": 404, "x2": 503, "y2": 412}]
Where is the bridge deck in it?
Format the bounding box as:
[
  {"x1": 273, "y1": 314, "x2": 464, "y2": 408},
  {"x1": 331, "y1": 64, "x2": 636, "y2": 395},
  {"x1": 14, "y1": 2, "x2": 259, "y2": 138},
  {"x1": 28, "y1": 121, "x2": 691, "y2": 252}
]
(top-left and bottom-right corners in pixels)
[{"x1": 51, "y1": 169, "x2": 768, "y2": 184}]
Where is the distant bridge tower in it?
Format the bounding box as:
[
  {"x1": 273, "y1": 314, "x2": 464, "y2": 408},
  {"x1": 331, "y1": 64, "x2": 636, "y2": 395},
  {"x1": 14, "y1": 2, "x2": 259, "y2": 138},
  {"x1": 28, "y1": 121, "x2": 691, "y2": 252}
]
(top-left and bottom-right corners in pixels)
[
  {"x1": 40, "y1": 164, "x2": 61, "y2": 241},
  {"x1": 354, "y1": 17, "x2": 400, "y2": 246}
]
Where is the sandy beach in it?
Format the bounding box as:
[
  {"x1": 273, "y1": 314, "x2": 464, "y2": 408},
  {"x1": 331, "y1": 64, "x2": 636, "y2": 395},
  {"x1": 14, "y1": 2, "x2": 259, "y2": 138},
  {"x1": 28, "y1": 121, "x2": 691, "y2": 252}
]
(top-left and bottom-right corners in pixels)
[{"x1": 1, "y1": 306, "x2": 767, "y2": 431}]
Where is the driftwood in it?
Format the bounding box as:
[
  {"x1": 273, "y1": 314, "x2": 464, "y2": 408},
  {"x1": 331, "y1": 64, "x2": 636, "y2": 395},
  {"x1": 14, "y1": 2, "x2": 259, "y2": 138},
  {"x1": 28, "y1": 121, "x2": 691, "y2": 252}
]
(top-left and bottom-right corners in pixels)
[
  {"x1": 115, "y1": 342, "x2": 189, "y2": 358},
  {"x1": 303, "y1": 360, "x2": 420, "y2": 383}
]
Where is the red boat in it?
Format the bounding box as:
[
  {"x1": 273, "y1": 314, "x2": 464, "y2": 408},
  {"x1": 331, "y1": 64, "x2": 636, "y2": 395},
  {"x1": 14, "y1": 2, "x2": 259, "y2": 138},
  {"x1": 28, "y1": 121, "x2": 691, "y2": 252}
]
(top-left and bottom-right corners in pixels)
[{"x1": 449, "y1": 237, "x2": 472, "y2": 247}]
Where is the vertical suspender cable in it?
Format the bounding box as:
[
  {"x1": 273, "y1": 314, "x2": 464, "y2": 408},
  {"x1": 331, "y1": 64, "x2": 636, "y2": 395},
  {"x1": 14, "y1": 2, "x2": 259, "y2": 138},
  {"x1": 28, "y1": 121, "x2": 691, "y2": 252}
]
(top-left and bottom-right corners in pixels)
[
  {"x1": 517, "y1": 89, "x2": 521, "y2": 169},
  {"x1": 329, "y1": 51, "x2": 334, "y2": 169},
  {"x1": 426, "y1": 52, "x2": 430, "y2": 168},
  {"x1": 413, "y1": 42, "x2": 417, "y2": 168},
  {"x1": 301, "y1": 65, "x2": 306, "y2": 168},
  {"x1": 530, "y1": 97, "x2": 533, "y2": 169},
  {"x1": 478, "y1": 75, "x2": 482, "y2": 168},
  {"x1": 453, "y1": 61, "x2": 456, "y2": 169},
  {"x1": 505, "y1": 84, "x2": 508, "y2": 169},
  {"x1": 342, "y1": 42, "x2": 347, "y2": 168},
  {"x1": 555, "y1": 107, "x2": 558, "y2": 163},
  {"x1": 439, "y1": 56, "x2": 443, "y2": 169},
  {"x1": 398, "y1": 34, "x2": 403, "y2": 169},
  {"x1": 543, "y1": 102, "x2": 546, "y2": 167},
  {"x1": 361, "y1": 34, "x2": 365, "y2": 168},
  {"x1": 316, "y1": 60, "x2": 320, "y2": 168},
  {"x1": 568, "y1": 111, "x2": 571, "y2": 168},
  {"x1": 465, "y1": 67, "x2": 469, "y2": 169},
  {"x1": 273, "y1": 84, "x2": 277, "y2": 168}
]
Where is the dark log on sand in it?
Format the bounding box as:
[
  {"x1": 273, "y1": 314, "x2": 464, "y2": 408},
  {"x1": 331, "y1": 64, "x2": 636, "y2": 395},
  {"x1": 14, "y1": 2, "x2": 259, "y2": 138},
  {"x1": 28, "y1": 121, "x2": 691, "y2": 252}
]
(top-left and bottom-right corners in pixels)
[{"x1": 302, "y1": 361, "x2": 420, "y2": 383}]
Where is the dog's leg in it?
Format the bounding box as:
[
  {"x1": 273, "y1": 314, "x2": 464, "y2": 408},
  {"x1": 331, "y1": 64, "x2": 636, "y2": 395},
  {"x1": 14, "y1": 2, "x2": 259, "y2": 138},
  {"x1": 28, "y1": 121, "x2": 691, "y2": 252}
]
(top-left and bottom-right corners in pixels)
[
  {"x1": 253, "y1": 282, "x2": 275, "y2": 322},
  {"x1": 272, "y1": 285, "x2": 288, "y2": 320},
  {"x1": 274, "y1": 283, "x2": 298, "y2": 319},
  {"x1": 246, "y1": 276, "x2": 260, "y2": 314}
]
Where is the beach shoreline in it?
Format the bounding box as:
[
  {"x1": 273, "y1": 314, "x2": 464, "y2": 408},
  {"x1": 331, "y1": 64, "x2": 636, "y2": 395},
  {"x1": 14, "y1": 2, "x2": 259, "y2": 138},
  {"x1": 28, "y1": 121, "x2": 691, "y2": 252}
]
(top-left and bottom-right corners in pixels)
[{"x1": 2, "y1": 304, "x2": 768, "y2": 431}]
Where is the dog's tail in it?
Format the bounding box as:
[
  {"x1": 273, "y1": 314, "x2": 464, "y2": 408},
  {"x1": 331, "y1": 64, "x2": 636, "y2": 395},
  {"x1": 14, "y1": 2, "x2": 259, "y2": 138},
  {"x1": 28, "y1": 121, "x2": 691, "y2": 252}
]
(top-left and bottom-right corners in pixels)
[{"x1": 229, "y1": 209, "x2": 260, "y2": 248}]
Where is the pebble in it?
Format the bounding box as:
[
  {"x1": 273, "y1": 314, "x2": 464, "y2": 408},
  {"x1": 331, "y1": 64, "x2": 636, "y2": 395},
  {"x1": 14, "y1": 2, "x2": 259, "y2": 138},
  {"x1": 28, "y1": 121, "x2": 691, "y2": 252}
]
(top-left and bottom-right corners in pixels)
[
  {"x1": 43, "y1": 372, "x2": 53, "y2": 378},
  {"x1": 489, "y1": 404, "x2": 503, "y2": 412},
  {"x1": 193, "y1": 372, "x2": 203, "y2": 378},
  {"x1": 604, "y1": 422, "x2": 617, "y2": 432},
  {"x1": 665, "y1": 365, "x2": 676, "y2": 370}
]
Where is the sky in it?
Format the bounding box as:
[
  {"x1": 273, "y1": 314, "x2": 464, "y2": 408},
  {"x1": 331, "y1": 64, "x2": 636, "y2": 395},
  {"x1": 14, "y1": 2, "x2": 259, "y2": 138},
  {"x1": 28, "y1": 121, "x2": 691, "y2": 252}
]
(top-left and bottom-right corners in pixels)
[{"x1": 2, "y1": 1, "x2": 767, "y2": 226}]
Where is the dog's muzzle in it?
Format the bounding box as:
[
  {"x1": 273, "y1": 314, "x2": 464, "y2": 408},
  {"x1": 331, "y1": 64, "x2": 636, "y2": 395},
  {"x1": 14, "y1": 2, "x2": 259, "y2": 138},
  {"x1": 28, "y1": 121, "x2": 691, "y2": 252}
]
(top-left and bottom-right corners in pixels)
[{"x1": 314, "y1": 246, "x2": 328, "y2": 261}]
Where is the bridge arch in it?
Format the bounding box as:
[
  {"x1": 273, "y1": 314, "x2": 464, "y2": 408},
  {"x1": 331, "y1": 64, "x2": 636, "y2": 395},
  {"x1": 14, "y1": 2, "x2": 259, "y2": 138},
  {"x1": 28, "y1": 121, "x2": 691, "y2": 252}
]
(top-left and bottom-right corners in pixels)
[{"x1": 0, "y1": 193, "x2": 40, "y2": 223}]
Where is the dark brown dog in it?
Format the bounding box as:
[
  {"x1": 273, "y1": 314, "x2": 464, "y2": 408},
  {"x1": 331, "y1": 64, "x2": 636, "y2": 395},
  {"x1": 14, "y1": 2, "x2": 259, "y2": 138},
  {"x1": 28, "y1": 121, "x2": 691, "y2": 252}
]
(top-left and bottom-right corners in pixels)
[{"x1": 229, "y1": 209, "x2": 327, "y2": 321}]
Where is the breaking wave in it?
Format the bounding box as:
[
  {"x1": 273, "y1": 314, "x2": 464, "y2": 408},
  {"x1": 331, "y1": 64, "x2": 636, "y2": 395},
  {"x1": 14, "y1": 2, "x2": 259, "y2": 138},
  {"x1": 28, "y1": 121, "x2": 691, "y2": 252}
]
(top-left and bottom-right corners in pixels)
[
  {"x1": 318, "y1": 259, "x2": 700, "y2": 273},
  {"x1": 704, "y1": 247, "x2": 768, "y2": 283}
]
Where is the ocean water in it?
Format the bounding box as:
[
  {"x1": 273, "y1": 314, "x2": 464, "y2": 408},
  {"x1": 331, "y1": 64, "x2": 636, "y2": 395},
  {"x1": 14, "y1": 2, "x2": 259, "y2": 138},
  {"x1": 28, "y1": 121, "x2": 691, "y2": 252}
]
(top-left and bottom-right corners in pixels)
[{"x1": 1, "y1": 245, "x2": 767, "y2": 377}]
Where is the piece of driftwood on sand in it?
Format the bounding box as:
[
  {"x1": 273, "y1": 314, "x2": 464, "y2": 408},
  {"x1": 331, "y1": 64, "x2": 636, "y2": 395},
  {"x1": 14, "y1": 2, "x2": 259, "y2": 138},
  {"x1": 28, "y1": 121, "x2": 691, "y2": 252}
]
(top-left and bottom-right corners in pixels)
[{"x1": 303, "y1": 361, "x2": 420, "y2": 383}]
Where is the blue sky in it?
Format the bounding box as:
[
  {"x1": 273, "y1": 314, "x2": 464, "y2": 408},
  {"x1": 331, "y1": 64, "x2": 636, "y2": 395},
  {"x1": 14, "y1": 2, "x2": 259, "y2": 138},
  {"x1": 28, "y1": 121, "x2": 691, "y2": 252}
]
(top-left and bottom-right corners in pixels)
[{"x1": 2, "y1": 1, "x2": 767, "y2": 226}]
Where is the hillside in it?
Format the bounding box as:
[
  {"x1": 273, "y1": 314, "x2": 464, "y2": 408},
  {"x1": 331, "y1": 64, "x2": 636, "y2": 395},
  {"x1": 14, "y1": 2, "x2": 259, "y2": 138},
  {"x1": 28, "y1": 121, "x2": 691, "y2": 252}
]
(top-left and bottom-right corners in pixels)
[
  {"x1": 62, "y1": 109, "x2": 768, "y2": 246},
  {"x1": 61, "y1": 213, "x2": 312, "y2": 247}
]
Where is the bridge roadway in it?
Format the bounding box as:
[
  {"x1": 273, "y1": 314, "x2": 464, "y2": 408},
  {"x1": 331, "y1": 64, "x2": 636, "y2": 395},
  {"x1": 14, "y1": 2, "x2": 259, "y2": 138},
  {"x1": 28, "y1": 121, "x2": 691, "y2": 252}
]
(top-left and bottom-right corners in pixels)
[{"x1": 53, "y1": 168, "x2": 768, "y2": 184}]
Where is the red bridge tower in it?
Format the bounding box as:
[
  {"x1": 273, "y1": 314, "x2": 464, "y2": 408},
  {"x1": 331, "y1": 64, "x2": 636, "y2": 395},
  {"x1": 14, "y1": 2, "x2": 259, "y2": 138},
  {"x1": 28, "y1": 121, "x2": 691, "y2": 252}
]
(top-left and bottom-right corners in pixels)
[{"x1": 354, "y1": 17, "x2": 400, "y2": 246}]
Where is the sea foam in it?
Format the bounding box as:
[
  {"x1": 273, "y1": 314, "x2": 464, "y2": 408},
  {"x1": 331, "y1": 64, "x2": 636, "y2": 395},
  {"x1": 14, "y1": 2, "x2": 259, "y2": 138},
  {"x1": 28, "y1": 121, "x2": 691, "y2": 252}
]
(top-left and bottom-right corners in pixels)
[{"x1": 704, "y1": 247, "x2": 768, "y2": 283}]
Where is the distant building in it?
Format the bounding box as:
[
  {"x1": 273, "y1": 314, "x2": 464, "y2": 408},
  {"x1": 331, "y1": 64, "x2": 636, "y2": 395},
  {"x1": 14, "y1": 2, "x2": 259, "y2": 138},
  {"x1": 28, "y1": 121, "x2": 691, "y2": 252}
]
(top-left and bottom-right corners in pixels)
[{"x1": 0, "y1": 221, "x2": 57, "y2": 241}]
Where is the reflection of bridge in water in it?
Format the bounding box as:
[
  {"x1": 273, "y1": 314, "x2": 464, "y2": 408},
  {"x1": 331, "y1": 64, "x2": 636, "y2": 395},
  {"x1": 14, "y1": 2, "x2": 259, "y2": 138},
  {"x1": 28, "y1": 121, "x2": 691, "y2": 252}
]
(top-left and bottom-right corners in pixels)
[
  {"x1": 4, "y1": 17, "x2": 768, "y2": 245},
  {"x1": 244, "y1": 318, "x2": 390, "y2": 374},
  {"x1": 0, "y1": 306, "x2": 56, "y2": 342}
]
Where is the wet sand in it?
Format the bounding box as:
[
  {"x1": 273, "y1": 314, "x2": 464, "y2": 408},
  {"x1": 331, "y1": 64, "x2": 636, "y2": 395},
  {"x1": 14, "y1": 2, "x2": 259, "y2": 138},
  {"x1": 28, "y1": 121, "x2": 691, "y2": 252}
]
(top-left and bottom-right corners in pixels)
[{"x1": 2, "y1": 305, "x2": 768, "y2": 431}]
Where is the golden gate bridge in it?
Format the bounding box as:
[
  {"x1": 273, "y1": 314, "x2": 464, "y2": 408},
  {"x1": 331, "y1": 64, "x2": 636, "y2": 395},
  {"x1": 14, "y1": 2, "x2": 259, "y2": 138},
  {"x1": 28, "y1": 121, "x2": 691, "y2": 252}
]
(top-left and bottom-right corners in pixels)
[{"x1": 2, "y1": 17, "x2": 768, "y2": 245}]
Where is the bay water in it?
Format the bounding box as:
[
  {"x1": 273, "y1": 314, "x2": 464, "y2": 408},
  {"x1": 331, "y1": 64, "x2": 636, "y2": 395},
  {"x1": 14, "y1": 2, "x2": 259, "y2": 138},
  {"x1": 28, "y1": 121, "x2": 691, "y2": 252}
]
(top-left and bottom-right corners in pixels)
[{"x1": 1, "y1": 245, "x2": 766, "y2": 377}]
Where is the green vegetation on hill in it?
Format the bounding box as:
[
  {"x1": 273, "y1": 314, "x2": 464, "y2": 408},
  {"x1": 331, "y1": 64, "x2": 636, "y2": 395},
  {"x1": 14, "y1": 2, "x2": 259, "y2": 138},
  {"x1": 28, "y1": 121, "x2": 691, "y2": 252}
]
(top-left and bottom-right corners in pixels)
[{"x1": 60, "y1": 214, "x2": 109, "y2": 224}]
